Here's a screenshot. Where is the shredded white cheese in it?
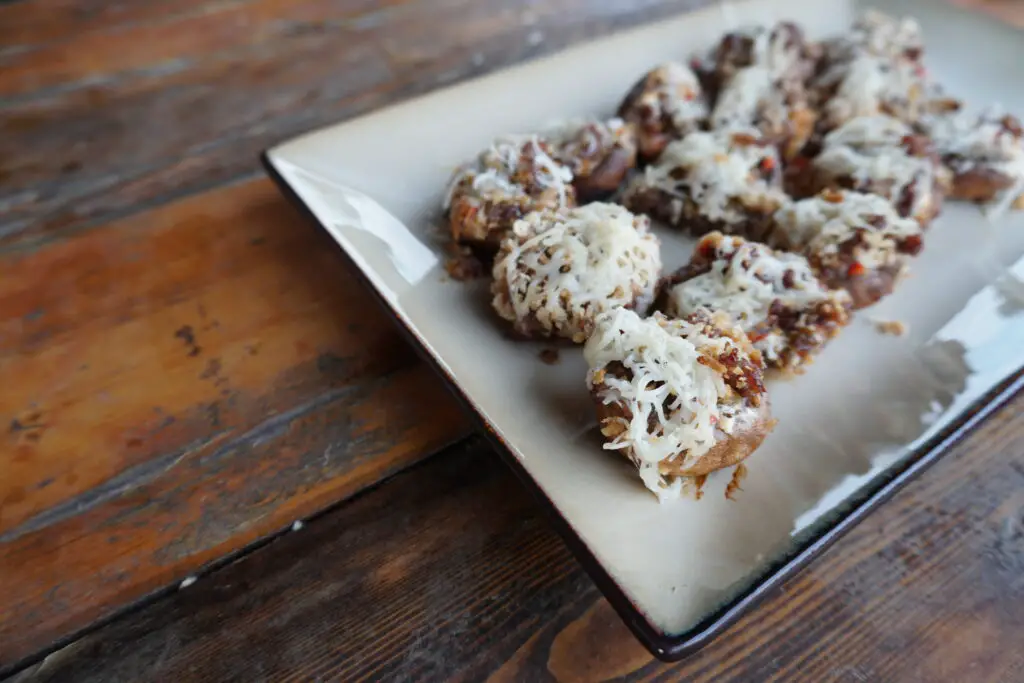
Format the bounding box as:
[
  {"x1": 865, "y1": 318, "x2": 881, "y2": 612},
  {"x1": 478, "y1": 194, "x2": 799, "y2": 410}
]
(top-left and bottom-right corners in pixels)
[
  {"x1": 819, "y1": 55, "x2": 923, "y2": 128},
  {"x1": 631, "y1": 129, "x2": 785, "y2": 224},
  {"x1": 443, "y1": 134, "x2": 574, "y2": 210},
  {"x1": 665, "y1": 235, "x2": 839, "y2": 363},
  {"x1": 710, "y1": 66, "x2": 774, "y2": 130},
  {"x1": 919, "y1": 104, "x2": 1024, "y2": 218},
  {"x1": 585, "y1": 308, "x2": 747, "y2": 499},
  {"x1": 492, "y1": 203, "x2": 661, "y2": 342},
  {"x1": 814, "y1": 115, "x2": 936, "y2": 219},
  {"x1": 700, "y1": 23, "x2": 808, "y2": 81},
  {"x1": 824, "y1": 10, "x2": 923, "y2": 65},
  {"x1": 773, "y1": 190, "x2": 921, "y2": 269},
  {"x1": 635, "y1": 62, "x2": 708, "y2": 135}
]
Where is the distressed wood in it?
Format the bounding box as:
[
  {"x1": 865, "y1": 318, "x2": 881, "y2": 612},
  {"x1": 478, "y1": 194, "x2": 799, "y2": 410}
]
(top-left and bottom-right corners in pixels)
[
  {"x1": 2, "y1": 0, "x2": 1023, "y2": 678},
  {"x1": 0, "y1": 179, "x2": 469, "y2": 667},
  {"x1": 0, "y1": 0, "x2": 715, "y2": 248},
  {"x1": 11, "y1": 394, "x2": 1024, "y2": 683}
]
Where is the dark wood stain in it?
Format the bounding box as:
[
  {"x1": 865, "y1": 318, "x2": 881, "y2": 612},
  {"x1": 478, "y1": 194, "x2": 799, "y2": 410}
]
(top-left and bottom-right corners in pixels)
[{"x1": 173, "y1": 325, "x2": 201, "y2": 357}]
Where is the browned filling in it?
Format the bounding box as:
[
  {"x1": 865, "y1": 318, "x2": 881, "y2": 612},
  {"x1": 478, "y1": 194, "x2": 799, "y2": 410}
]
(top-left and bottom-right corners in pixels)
[
  {"x1": 658, "y1": 235, "x2": 852, "y2": 370},
  {"x1": 555, "y1": 122, "x2": 638, "y2": 201},
  {"x1": 447, "y1": 139, "x2": 577, "y2": 247},
  {"x1": 618, "y1": 72, "x2": 706, "y2": 162}
]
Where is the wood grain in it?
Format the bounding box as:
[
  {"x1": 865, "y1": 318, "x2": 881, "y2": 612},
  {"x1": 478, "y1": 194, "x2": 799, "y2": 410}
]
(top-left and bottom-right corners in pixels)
[
  {"x1": 11, "y1": 393, "x2": 1024, "y2": 683},
  {"x1": 0, "y1": 0, "x2": 714, "y2": 249},
  {"x1": 2, "y1": 0, "x2": 1023, "y2": 677},
  {"x1": 0, "y1": 179, "x2": 468, "y2": 668}
]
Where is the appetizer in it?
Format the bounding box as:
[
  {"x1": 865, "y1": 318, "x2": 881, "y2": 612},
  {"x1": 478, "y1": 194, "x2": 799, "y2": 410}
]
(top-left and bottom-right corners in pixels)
[
  {"x1": 696, "y1": 21, "x2": 819, "y2": 94},
  {"x1": 709, "y1": 64, "x2": 817, "y2": 161},
  {"x1": 548, "y1": 118, "x2": 639, "y2": 202},
  {"x1": 773, "y1": 189, "x2": 924, "y2": 308},
  {"x1": 491, "y1": 203, "x2": 661, "y2": 342},
  {"x1": 809, "y1": 115, "x2": 946, "y2": 224},
  {"x1": 617, "y1": 62, "x2": 708, "y2": 162},
  {"x1": 918, "y1": 103, "x2": 1024, "y2": 215},
  {"x1": 623, "y1": 129, "x2": 787, "y2": 240},
  {"x1": 585, "y1": 307, "x2": 772, "y2": 500},
  {"x1": 659, "y1": 232, "x2": 852, "y2": 371},
  {"x1": 444, "y1": 134, "x2": 576, "y2": 250}
]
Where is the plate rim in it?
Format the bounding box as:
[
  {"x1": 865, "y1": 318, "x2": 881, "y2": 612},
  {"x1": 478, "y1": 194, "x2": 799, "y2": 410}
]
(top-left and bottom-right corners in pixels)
[{"x1": 262, "y1": 149, "x2": 1024, "y2": 661}]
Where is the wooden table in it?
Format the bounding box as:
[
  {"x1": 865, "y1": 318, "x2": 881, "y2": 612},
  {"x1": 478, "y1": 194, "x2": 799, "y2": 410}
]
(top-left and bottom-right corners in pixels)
[{"x1": 3, "y1": 1, "x2": 1023, "y2": 680}]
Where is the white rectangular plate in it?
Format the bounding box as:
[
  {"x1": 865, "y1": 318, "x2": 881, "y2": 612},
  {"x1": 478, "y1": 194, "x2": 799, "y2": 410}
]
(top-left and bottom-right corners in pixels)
[{"x1": 264, "y1": 0, "x2": 1024, "y2": 660}]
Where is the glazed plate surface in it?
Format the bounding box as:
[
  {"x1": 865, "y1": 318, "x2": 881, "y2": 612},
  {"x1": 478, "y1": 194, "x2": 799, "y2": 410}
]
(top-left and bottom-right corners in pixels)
[{"x1": 264, "y1": 0, "x2": 1024, "y2": 660}]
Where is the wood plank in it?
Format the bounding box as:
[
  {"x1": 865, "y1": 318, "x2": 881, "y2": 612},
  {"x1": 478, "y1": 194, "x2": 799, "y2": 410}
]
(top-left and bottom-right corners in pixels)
[
  {"x1": 11, "y1": 394, "x2": 1023, "y2": 682},
  {"x1": 0, "y1": 0, "x2": 713, "y2": 248},
  {"x1": 0, "y1": 178, "x2": 468, "y2": 667}
]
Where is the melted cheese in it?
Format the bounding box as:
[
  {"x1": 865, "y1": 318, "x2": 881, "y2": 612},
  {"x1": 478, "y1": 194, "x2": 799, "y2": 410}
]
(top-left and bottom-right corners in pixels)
[
  {"x1": 633, "y1": 129, "x2": 785, "y2": 223},
  {"x1": 814, "y1": 115, "x2": 935, "y2": 216},
  {"x1": 492, "y1": 204, "x2": 661, "y2": 342},
  {"x1": 710, "y1": 66, "x2": 773, "y2": 130},
  {"x1": 585, "y1": 308, "x2": 745, "y2": 499},
  {"x1": 921, "y1": 105, "x2": 1024, "y2": 217},
  {"x1": 820, "y1": 55, "x2": 921, "y2": 127},
  {"x1": 825, "y1": 10, "x2": 923, "y2": 65},
  {"x1": 774, "y1": 190, "x2": 921, "y2": 268},
  {"x1": 665, "y1": 235, "x2": 836, "y2": 362},
  {"x1": 444, "y1": 134, "x2": 574, "y2": 210},
  {"x1": 643, "y1": 62, "x2": 708, "y2": 133},
  {"x1": 700, "y1": 23, "x2": 807, "y2": 80},
  {"x1": 849, "y1": 10, "x2": 922, "y2": 61}
]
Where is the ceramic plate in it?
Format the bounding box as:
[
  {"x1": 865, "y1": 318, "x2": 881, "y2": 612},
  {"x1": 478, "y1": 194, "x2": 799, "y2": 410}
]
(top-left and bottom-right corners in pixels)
[{"x1": 263, "y1": 0, "x2": 1024, "y2": 660}]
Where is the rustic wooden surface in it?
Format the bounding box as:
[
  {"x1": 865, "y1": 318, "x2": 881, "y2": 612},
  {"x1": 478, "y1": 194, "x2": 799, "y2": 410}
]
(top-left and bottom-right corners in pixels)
[
  {"x1": 1, "y1": 0, "x2": 722, "y2": 668},
  {"x1": 11, "y1": 404, "x2": 1024, "y2": 683},
  {"x1": 2, "y1": 0, "x2": 1023, "y2": 680}
]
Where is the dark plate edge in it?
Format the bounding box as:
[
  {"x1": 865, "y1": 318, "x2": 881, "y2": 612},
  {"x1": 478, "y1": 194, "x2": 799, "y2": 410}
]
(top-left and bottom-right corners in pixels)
[{"x1": 261, "y1": 150, "x2": 1024, "y2": 662}]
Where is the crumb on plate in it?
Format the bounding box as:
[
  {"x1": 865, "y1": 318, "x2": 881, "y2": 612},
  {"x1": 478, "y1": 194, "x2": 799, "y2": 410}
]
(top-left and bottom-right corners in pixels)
[
  {"x1": 538, "y1": 348, "x2": 560, "y2": 364},
  {"x1": 872, "y1": 318, "x2": 908, "y2": 336}
]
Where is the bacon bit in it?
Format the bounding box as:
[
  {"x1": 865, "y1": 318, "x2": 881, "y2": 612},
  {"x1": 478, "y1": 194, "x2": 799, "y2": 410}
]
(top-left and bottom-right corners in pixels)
[
  {"x1": 901, "y1": 234, "x2": 924, "y2": 255},
  {"x1": 730, "y1": 132, "x2": 760, "y2": 147},
  {"x1": 699, "y1": 241, "x2": 719, "y2": 260},
  {"x1": 709, "y1": 415, "x2": 718, "y2": 425},
  {"x1": 847, "y1": 262, "x2": 866, "y2": 277},
  {"x1": 790, "y1": 155, "x2": 811, "y2": 171},
  {"x1": 913, "y1": 64, "x2": 928, "y2": 79},
  {"x1": 758, "y1": 156, "x2": 776, "y2": 173},
  {"x1": 725, "y1": 463, "x2": 748, "y2": 500}
]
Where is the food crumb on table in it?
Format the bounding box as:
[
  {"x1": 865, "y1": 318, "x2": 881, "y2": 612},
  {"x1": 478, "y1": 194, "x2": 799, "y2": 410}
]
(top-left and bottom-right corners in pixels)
[{"x1": 872, "y1": 319, "x2": 908, "y2": 336}]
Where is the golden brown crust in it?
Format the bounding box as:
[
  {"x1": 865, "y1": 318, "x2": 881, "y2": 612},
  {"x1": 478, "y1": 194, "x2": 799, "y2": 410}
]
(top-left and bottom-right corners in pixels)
[{"x1": 594, "y1": 395, "x2": 773, "y2": 477}]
